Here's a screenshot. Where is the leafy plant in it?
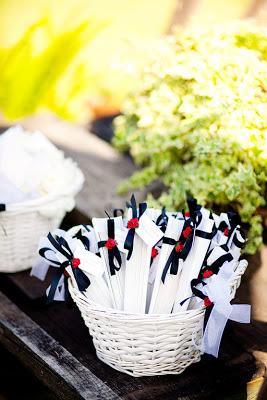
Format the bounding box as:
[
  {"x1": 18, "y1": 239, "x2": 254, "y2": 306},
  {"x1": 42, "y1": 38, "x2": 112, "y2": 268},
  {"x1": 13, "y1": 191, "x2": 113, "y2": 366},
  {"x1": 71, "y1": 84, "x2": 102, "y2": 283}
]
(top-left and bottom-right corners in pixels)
[
  {"x1": 0, "y1": 18, "x2": 101, "y2": 121},
  {"x1": 114, "y1": 23, "x2": 267, "y2": 254}
]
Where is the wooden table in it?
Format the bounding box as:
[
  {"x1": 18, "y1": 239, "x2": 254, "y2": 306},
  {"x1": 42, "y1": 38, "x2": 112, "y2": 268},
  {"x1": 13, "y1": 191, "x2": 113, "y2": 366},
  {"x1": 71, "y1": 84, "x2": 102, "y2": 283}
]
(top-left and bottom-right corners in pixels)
[
  {"x1": 0, "y1": 236, "x2": 265, "y2": 400},
  {"x1": 0, "y1": 116, "x2": 266, "y2": 399}
]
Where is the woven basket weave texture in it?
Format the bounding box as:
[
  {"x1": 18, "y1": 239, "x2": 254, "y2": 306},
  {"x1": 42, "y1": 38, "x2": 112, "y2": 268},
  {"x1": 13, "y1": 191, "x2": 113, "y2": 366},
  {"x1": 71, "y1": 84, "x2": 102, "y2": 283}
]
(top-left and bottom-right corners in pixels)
[{"x1": 69, "y1": 260, "x2": 247, "y2": 376}]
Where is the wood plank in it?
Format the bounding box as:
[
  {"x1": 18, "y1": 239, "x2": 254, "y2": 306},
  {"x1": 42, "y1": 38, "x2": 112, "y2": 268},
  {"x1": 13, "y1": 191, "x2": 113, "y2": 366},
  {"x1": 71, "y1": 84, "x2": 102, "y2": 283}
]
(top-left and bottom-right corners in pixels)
[
  {"x1": 0, "y1": 291, "x2": 120, "y2": 400},
  {"x1": 0, "y1": 116, "x2": 266, "y2": 398},
  {"x1": 0, "y1": 269, "x2": 258, "y2": 400},
  {"x1": 0, "y1": 345, "x2": 59, "y2": 400}
]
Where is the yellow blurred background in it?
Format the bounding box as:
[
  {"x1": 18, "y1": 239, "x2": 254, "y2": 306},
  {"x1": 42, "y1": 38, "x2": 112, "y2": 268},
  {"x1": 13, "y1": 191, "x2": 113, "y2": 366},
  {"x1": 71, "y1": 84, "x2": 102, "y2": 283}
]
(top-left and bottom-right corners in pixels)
[{"x1": 0, "y1": 0, "x2": 265, "y2": 122}]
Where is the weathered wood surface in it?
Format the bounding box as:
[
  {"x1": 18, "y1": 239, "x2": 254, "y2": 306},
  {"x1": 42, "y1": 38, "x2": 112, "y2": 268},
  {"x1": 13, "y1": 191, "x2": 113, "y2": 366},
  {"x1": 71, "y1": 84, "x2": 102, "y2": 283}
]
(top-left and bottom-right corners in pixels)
[
  {"x1": 0, "y1": 268, "x2": 256, "y2": 400},
  {"x1": 0, "y1": 291, "x2": 119, "y2": 400},
  {"x1": 1, "y1": 214, "x2": 266, "y2": 399},
  {"x1": 0, "y1": 115, "x2": 267, "y2": 398}
]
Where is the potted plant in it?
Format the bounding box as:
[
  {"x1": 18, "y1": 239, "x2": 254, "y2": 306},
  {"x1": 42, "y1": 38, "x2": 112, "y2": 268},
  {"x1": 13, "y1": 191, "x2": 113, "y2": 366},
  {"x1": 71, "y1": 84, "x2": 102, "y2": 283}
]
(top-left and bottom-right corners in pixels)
[{"x1": 114, "y1": 23, "x2": 267, "y2": 254}]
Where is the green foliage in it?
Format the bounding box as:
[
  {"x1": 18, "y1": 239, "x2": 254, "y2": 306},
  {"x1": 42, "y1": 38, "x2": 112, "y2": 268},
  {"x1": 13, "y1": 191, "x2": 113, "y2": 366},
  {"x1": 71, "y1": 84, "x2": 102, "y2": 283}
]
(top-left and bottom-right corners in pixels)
[
  {"x1": 114, "y1": 23, "x2": 267, "y2": 254},
  {"x1": 0, "y1": 19, "x2": 101, "y2": 120}
]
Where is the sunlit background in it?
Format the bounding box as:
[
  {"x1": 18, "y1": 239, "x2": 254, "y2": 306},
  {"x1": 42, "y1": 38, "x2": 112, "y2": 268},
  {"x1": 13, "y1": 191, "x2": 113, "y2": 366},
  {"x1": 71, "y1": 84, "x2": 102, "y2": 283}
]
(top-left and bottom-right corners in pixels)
[{"x1": 0, "y1": 0, "x2": 266, "y2": 123}]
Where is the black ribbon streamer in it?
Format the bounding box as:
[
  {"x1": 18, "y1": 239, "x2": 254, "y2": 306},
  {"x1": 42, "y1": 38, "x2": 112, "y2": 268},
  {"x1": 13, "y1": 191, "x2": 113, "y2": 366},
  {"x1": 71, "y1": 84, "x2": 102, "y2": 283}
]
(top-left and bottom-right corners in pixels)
[
  {"x1": 160, "y1": 196, "x2": 207, "y2": 283},
  {"x1": 0, "y1": 204, "x2": 6, "y2": 212},
  {"x1": 187, "y1": 197, "x2": 202, "y2": 226},
  {"x1": 156, "y1": 207, "x2": 168, "y2": 233},
  {"x1": 232, "y1": 228, "x2": 246, "y2": 249},
  {"x1": 180, "y1": 278, "x2": 207, "y2": 307},
  {"x1": 98, "y1": 219, "x2": 122, "y2": 276},
  {"x1": 124, "y1": 194, "x2": 147, "y2": 260},
  {"x1": 195, "y1": 229, "x2": 214, "y2": 240},
  {"x1": 201, "y1": 251, "x2": 233, "y2": 276},
  {"x1": 73, "y1": 225, "x2": 90, "y2": 250},
  {"x1": 191, "y1": 278, "x2": 207, "y2": 301},
  {"x1": 220, "y1": 210, "x2": 241, "y2": 247},
  {"x1": 161, "y1": 219, "x2": 194, "y2": 283},
  {"x1": 218, "y1": 220, "x2": 228, "y2": 232},
  {"x1": 39, "y1": 233, "x2": 90, "y2": 303}
]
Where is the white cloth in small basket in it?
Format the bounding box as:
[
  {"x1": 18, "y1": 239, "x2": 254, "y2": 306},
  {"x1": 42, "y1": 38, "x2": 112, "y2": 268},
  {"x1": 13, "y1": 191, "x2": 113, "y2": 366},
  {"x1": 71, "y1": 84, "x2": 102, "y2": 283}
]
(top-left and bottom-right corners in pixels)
[{"x1": 0, "y1": 126, "x2": 84, "y2": 273}]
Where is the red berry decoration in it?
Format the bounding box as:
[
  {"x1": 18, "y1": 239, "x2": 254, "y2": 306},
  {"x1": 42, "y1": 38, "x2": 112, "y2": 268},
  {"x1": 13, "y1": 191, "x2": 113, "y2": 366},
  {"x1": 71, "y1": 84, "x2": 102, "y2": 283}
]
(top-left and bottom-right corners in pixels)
[
  {"x1": 204, "y1": 297, "x2": 213, "y2": 307},
  {"x1": 175, "y1": 242, "x2": 184, "y2": 252},
  {"x1": 185, "y1": 211, "x2": 190, "y2": 218},
  {"x1": 127, "y1": 218, "x2": 139, "y2": 229},
  {"x1": 105, "y1": 238, "x2": 117, "y2": 250},
  {"x1": 71, "y1": 258, "x2": 80, "y2": 268},
  {"x1": 224, "y1": 227, "x2": 229, "y2": 237},
  {"x1": 203, "y1": 269, "x2": 213, "y2": 279},
  {"x1": 182, "y1": 226, "x2": 192, "y2": 239},
  {"x1": 151, "y1": 247, "x2": 158, "y2": 258}
]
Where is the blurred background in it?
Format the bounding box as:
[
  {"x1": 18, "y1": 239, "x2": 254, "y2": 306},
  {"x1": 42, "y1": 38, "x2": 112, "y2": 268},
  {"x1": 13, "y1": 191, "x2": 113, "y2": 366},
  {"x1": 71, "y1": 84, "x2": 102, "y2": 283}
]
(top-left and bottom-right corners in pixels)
[
  {"x1": 1, "y1": 1, "x2": 267, "y2": 399},
  {"x1": 0, "y1": 0, "x2": 266, "y2": 124}
]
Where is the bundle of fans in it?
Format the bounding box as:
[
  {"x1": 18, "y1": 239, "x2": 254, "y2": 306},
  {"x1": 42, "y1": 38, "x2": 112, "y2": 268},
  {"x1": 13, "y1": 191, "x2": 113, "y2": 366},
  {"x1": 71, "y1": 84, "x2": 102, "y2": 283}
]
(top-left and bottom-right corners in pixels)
[{"x1": 33, "y1": 196, "x2": 247, "y2": 317}]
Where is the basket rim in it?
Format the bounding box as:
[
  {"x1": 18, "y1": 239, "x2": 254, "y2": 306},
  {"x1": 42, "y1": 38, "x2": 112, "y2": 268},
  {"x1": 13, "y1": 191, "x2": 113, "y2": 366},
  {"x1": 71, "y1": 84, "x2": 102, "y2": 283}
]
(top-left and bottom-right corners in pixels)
[
  {"x1": 68, "y1": 281, "x2": 206, "y2": 319},
  {"x1": 68, "y1": 258, "x2": 248, "y2": 321}
]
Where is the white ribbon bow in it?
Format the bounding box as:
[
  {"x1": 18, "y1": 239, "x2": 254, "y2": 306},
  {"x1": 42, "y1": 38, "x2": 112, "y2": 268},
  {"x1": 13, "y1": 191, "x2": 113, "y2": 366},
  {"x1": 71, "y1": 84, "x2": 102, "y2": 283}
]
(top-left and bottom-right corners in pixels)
[{"x1": 201, "y1": 259, "x2": 250, "y2": 357}]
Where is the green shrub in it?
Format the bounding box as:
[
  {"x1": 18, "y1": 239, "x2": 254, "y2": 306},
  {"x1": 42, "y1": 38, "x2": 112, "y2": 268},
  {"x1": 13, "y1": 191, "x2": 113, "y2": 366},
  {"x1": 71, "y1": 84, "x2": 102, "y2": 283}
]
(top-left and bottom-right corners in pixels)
[{"x1": 114, "y1": 23, "x2": 267, "y2": 254}]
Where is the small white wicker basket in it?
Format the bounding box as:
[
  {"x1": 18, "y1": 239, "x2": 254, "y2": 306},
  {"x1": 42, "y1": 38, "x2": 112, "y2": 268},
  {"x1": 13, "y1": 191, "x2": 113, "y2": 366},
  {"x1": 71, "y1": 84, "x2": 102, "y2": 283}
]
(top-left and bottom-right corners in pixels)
[
  {"x1": 0, "y1": 172, "x2": 83, "y2": 273},
  {"x1": 69, "y1": 260, "x2": 247, "y2": 377}
]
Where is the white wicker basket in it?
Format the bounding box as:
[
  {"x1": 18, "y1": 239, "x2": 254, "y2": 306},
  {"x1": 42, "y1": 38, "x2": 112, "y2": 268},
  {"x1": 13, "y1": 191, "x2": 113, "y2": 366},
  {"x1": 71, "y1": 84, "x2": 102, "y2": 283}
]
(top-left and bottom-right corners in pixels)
[
  {"x1": 0, "y1": 175, "x2": 83, "y2": 273},
  {"x1": 69, "y1": 260, "x2": 247, "y2": 377}
]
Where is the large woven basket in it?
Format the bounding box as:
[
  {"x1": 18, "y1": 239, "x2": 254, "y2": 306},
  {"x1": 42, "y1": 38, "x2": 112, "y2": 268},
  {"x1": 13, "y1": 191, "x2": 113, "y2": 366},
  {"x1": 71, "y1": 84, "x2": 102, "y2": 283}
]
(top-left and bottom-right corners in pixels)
[
  {"x1": 0, "y1": 177, "x2": 83, "y2": 273},
  {"x1": 69, "y1": 260, "x2": 247, "y2": 377}
]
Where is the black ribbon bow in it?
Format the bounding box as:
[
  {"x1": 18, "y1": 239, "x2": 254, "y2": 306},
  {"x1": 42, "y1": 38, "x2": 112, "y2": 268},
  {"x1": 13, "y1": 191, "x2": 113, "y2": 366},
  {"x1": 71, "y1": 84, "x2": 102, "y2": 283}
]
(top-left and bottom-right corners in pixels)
[
  {"x1": 161, "y1": 219, "x2": 194, "y2": 283},
  {"x1": 187, "y1": 197, "x2": 216, "y2": 241},
  {"x1": 39, "y1": 233, "x2": 90, "y2": 303},
  {"x1": 217, "y1": 210, "x2": 242, "y2": 246},
  {"x1": 73, "y1": 225, "x2": 91, "y2": 251},
  {"x1": 124, "y1": 194, "x2": 147, "y2": 260},
  {"x1": 98, "y1": 218, "x2": 122, "y2": 275}
]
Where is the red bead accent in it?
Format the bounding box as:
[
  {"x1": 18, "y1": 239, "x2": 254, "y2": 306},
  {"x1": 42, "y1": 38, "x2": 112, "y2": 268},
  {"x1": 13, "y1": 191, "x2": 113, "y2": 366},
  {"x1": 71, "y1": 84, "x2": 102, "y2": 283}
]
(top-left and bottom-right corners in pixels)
[
  {"x1": 151, "y1": 247, "x2": 158, "y2": 258},
  {"x1": 204, "y1": 297, "x2": 213, "y2": 307},
  {"x1": 224, "y1": 227, "x2": 229, "y2": 237},
  {"x1": 182, "y1": 226, "x2": 192, "y2": 239},
  {"x1": 127, "y1": 218, "x2": 139, "y2": 229},
  {"x1": 185, "y1": 211, "x2": 190, "y2": 218},
  {"x1": 175, "y1": 242, "x2": 184, "y2": 252},
  {"x1": 71, "y1": 258, "x2": 80, "y2": 268},
  {"x1": 203, "y1": 269, "x2": 213, "y2": 279},
  {"x1": 105, "y1": 238, "x2": 117, "y2": 250}
]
